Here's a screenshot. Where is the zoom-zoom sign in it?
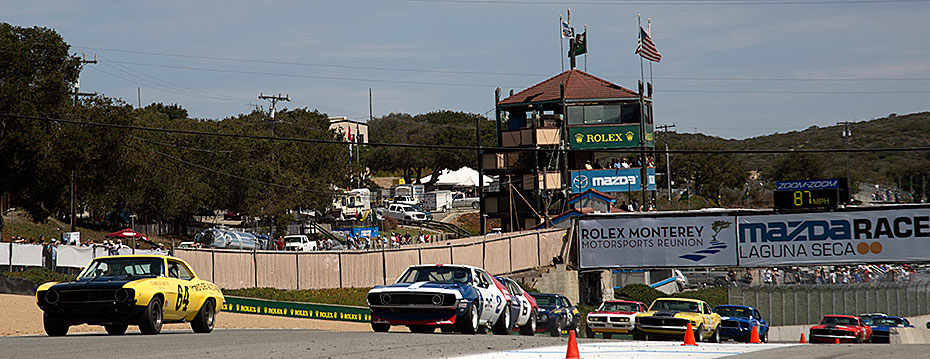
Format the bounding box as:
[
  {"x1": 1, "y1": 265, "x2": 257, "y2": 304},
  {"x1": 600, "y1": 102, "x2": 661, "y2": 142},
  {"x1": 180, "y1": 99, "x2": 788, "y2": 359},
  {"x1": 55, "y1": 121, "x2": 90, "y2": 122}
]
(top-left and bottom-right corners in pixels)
[{"x1": 737, "y1": 208, "x2": 930, "y2": 266}]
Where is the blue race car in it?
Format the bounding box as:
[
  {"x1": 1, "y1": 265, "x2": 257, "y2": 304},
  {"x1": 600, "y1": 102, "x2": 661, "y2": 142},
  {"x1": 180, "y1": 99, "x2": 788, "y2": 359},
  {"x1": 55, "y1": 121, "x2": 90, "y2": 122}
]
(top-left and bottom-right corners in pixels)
[
  {"x1": 713, "y1": 305, "x2": 769, "y2": 342},
  {"x1": 530, "y1": 293, "x2": 579, "y2": 337},
  {"x1": 367, "y1": 264, "x2": 512, "y2": 335},
  {"x1": 868, "y1": 315, "x2": 912, "y2": 343}
]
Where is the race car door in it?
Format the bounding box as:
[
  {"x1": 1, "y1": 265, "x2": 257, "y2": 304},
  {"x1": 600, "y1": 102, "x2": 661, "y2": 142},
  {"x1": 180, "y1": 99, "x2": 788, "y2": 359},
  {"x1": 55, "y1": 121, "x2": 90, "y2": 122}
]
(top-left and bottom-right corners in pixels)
[
  {"x1": 165, "y1": 259, "x2": 196, "y2": 321},
  {"x1": 474, "y1": 269, "x2": 504, "y2": 323},
  {"x1": 505, "y1": 279, "x2": 530, "y2": 325}
]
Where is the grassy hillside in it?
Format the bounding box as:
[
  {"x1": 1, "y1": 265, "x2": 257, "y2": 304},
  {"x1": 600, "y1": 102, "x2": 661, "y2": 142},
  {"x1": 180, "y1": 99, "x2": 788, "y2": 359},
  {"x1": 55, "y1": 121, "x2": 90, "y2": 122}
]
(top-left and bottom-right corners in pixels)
[{"x1": 665, "y1": 111, "x2": 930, "y2": 190}]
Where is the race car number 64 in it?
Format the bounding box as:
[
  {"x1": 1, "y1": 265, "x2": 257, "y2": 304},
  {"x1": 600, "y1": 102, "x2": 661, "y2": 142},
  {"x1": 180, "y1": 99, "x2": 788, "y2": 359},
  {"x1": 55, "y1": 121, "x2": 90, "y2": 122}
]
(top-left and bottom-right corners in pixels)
[{"x1": 176, "y1": 285, "x2": 190, "y2": 311}]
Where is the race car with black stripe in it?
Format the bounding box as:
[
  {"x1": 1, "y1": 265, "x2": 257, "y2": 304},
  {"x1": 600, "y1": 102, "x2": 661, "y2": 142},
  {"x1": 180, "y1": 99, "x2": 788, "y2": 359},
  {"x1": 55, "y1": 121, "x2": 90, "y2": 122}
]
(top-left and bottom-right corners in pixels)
[
  {"x1": 35, "y1": 255, "x2": 224, "y2": 336},
  {"x1": 367, "y1": 264, "x2": 513, "y2": 334}
]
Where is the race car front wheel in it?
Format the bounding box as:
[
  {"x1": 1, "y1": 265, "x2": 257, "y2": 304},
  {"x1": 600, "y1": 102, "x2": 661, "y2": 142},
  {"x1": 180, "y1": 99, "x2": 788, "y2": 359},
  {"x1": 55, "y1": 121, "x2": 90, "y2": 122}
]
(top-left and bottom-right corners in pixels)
[
  {"x1": 520, "y1": 310, "x2": 536, "y2": 336},
  {"x1": 191, "y1": 299, "x2": 216, "y2": 333},
  {"x1": 105, "y1": 324, "x2": 128, "y2": 335},
  {"x1": 491, "y1": 302, "x2": 511, "y2": 335},
  {"x1": 43, "y1": 314, "x2": 69, "y2": 337},
  {"x1": 138, "y1": 296, "x2": 164, "y2": 335},
  {"x1": 456, "y1": 302, "x2": 479, "y2": 334}
]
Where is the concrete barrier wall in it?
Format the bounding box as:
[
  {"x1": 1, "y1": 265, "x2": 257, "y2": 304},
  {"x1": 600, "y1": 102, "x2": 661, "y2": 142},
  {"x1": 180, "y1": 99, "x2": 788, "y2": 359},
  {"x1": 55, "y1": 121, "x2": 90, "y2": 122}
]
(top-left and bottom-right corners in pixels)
[{"x1": 175, "y1": 228, "x2": 565, "y2": 290}]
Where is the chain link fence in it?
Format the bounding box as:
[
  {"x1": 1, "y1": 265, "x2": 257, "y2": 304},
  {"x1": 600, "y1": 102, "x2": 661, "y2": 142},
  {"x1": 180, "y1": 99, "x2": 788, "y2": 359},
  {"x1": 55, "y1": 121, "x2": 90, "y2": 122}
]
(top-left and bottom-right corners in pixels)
[
  {"x1": 727, "y1": 281, "x2": 930, "y2": 326},
  {"x1": 175, "y1": 228, "x2": 566, "y2": 290}
]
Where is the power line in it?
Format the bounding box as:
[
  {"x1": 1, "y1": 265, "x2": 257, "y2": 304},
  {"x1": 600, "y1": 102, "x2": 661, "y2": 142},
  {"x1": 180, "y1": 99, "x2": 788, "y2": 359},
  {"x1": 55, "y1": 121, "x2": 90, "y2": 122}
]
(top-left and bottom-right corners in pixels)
[
  {"x1": 5, "y1": 112, "x2": 930, "y2": 155},
  {"x1": 405, "y1": 0, "x2": 930, "y2": 5},
  {"x1": 104, "y1": 59, "x2": 930, "y2": 95}
]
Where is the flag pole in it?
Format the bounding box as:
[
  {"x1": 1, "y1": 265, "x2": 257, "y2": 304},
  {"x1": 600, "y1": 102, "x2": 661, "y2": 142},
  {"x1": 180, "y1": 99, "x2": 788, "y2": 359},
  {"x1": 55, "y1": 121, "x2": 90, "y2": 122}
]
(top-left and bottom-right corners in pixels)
[
  {"x1": 648, "y1": 18, "x2": 654, "y2": 98},
  {"x1": 583, "y1": 24, "x2": 587, "y2": 72},
  {"x1": 560, "y1": 15, "x2": 565, "y2": 72},
  {"x1": 638, "y1": 14, "x2": 648, "y2": 209}
]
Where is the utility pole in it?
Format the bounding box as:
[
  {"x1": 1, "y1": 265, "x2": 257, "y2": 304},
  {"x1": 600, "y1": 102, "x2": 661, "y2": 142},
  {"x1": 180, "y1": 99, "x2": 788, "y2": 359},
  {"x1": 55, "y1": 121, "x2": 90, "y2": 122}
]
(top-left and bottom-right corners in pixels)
[
  {"x1": 73, "y1": 54, "x2": 98, "y2": 105},
  {"x1": 70, "y1": 170, "x2": 75, "y2": 232},
  {"x1": 258, "y1": 93, "x2": 290, "y2": 137},
  {"x1": 656, "y1": 124, "x2": 676, "y2": 202},
  {"x1": 839, "y1": 121, "x2": 853, "y2": 200}
]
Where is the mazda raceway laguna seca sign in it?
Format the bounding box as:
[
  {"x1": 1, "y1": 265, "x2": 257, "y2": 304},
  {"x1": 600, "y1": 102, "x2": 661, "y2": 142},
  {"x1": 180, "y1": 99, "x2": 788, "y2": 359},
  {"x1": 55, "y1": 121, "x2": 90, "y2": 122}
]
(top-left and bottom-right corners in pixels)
[{"x1": 577, "y1": 206, "x2": 930, "y2": 268}]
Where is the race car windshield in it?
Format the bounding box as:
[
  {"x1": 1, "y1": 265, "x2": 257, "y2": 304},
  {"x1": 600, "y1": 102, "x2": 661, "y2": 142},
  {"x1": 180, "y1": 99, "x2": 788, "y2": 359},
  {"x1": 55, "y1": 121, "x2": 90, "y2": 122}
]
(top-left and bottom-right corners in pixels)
[
  {"x1": 821, "y1": 316, "x2": 859, "y2": 326},
  {"x1": 871, "y1": 317, "x2": 904, "y2": 326},
  {"x1": 714, "y1": 307, "x2": 752, "y2": 318},
  {"x1": 650, "y1": 300, "x2": 701, "y2": 313},
  {"x1": 600, "y1": 302, "x2": 640, "y2": 312},
  {"x1": 396, "y1": 266, "x2": 472, "y2": 284},
  {"x1": 79, "y1": 257, "x2": 164, "y2": 279},
  {"x1": 531, "y1": 295, "x2": 560, "y2": 307}
]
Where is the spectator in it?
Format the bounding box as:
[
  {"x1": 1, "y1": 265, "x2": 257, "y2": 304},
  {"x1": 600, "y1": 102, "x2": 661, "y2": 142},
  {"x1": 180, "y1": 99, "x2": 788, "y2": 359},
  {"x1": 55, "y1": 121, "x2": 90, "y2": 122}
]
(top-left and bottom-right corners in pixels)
[
  {"x1": 275, "y1": 236, "x2": 285, "y2": 251},
  {"x1": 742, "y1": 269, "x2": 753, "y2": 284}
]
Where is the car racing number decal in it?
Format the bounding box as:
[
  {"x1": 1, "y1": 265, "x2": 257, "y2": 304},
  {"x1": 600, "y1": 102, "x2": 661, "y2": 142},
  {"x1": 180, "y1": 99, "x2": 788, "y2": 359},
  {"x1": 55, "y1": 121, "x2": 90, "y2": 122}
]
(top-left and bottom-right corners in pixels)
[
  {"x1": 494, "y1": 295, "x2": 503, "y2": 314},
  {"x1": 176, "y1": 285, "x2": 190, "y2": 311}
]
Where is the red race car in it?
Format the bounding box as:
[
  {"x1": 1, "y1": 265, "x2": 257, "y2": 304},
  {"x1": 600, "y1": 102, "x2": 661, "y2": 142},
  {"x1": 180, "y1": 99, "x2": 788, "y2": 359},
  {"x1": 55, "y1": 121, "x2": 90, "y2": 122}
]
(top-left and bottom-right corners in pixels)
[{"x1": 809, "y1": 315, "x2": 872, "y2": 343}]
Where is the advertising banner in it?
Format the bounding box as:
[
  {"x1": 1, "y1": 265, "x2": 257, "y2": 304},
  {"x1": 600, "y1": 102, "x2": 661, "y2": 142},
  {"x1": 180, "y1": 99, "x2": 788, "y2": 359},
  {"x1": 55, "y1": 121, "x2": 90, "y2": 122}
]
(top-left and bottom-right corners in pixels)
[
  {"x1": 332, "y1": 226, "x2": 379, "y2": 239},
  {"x1": 221, "y1": 296, "x2": 371, "y2": 323},
  {"x1": 568, "y1": 125, "x2": 654, "y2": 149},
  {"x1": 737, "y1": 208, "x2": 930, "y2": 266},
  {"x1": 570, "y1": 168, "x2": 656, "y2": 193},
  {"x1": 578, "y1": 216, "x2": 738, "y2": 268}
]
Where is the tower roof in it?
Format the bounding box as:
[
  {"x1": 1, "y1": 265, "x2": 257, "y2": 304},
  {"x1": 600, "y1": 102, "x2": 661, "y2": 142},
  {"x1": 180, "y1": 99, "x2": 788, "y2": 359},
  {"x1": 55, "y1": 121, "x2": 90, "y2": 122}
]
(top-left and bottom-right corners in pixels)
[{"x1": 498, "y1": 69, "x2": 640, "y2": 105}]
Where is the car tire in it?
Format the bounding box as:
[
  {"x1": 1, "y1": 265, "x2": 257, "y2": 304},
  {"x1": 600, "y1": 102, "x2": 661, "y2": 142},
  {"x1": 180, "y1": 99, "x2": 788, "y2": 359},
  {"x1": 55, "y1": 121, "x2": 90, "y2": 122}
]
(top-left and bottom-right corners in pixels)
[
  {"x1": 761, "y1": 330, "x2": 768, "y2": 343},
  {"x1": 471, "y1": 202, "x2": 479, "y2": 209},
  {"x1": 632, "y1": 329, "x2": 647, "y2": 341},
  {"x1": 371, "y1": 322, "x2": 390, "y2": 332},
  {"x1": 549, "y1": 322, "x2": 561, "y2": 337},
  {"x1": 491, "y1": 302, "x2": 512, "y2": 335},
  {"x1": 456, "y1": 302, "x2": 479, "y2": 334},
  {"x1": 105, "y1": 324, "x2": 128, "y2": 335},
  {"x1": 519, "y1": 310, "x2": 537, "y2": 336},
  {"x1": 709, "y1": 327, "x2": 720, "y2": 343},
  {"x1": 138, "y1": 296, "x2": 164, "y2": 335},
  {"x1": 191, "y1": 299, "x2": 216, "y2": 333},
  {"x1": 584, "y1": 324, "x2": 594, "y2": 338},
  {"x1": 695, "y1": 324, "x2": 705, "y2": 342},
  {"x1": 43, "y1": 314, "x2": 69, "y2": 337}
]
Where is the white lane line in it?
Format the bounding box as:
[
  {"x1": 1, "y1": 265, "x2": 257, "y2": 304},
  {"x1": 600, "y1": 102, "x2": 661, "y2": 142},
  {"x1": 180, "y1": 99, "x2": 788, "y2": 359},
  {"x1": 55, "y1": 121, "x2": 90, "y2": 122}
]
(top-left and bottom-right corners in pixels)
[{"x1": 453, "y1": 342, "x2": 796, "y2": 359}]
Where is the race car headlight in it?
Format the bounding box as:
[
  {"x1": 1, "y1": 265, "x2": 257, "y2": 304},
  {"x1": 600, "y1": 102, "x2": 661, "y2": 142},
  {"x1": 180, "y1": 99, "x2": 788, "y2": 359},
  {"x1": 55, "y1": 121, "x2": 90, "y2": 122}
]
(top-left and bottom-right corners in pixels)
[
  {"x1": 380, "y1": 293, "x2": 392, "y2": 305},
  {"x1": 431, "y1": 294, "x2": 443, "y2": 306},
  {"x1": 539, "y1": 313, "x2": 548, "y2": 321},
  {"x1": 45, "y1": 290, "x2": 59, "y2": 305},
  {"x1": 115, "y1": 288, "x2": 134, "y2": 302}
]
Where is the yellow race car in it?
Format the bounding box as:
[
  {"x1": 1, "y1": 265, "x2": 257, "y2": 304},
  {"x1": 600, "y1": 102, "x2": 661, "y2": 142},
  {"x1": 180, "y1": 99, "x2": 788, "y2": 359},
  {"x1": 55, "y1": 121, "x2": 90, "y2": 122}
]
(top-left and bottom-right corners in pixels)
[
  {"x1": 35, "y1": 254, "x2": 224, "y2": 336},
  {"x1": 633, "y1": 297, "x2": 722, "y2": 342}
]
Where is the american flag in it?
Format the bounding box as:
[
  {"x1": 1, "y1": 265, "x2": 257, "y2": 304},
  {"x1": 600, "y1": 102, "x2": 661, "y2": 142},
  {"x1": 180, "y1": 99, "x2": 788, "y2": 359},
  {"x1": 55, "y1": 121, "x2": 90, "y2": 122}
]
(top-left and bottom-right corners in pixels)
[{"x1": 635, "y1": 26, "x2": 662, "y2": 63}]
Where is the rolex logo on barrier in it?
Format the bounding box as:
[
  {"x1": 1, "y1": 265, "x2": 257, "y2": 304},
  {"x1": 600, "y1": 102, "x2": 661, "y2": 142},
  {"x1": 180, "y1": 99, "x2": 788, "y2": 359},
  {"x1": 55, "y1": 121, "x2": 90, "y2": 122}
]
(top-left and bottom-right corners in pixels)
[
  {"x1": 574, "y1": 133, "x2": 584, "y2": 143},
  {"x1": 625, "y1": 131, "x2": 634, "y2": 141}
]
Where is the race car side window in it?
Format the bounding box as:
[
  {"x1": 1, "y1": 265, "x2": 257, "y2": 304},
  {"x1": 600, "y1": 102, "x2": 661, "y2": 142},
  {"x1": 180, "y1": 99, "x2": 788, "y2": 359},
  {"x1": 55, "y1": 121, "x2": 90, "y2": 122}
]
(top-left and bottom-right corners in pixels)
[
  {"x1": 753, "y1": 309, "x2": 762, "y2": 319},
  {"x1": 477, "y1": 270, "x2": 492, "y2": 288},
  {"x1": 168, "y1": 260, "x2": 193, "y2": 280}
]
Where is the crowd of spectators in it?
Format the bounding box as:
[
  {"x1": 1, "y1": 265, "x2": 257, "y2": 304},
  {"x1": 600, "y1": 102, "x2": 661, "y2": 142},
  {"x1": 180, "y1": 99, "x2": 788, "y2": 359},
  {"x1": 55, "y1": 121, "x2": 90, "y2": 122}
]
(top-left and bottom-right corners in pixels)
[
  {"x1": 586, "y1": 156, "x2": 656, "y2": 170},
  {"x1": 725, "y1": 264, "x2": 919, "y2": 285}
]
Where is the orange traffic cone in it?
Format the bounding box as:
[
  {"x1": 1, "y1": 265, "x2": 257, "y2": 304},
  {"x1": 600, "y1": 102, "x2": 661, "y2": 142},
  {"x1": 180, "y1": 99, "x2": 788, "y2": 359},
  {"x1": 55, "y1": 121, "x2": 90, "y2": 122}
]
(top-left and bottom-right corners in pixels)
[
  {"x1": 749, "y1": 325, "x2": 761, "y2": 344},
  {"x1": 682, "y1": 322, "x2": 698, "y2": 346},
  {"x1": 835, "y1": 338, "x2": 840, "y2": 344},
  {"x1": 565, "y1": 329, "x2": 581, "y2": 359},
  {"x1": 800, "y1": 333, "x2": 807, "y2": 344}
]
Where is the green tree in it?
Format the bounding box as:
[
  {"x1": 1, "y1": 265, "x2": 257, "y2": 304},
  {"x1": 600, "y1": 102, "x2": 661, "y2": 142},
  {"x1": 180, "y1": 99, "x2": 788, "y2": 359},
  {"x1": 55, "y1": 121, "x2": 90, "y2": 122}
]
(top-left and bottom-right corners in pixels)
[
  {"x1": 766, "y1": 152, "x2": 826, "y2": 181},
  {"x1": 674, "y1": 141, "x2": 748, "y2": 198},
  {"x1": 0, "y1": 24, "x2": 82, "y2": 222}
]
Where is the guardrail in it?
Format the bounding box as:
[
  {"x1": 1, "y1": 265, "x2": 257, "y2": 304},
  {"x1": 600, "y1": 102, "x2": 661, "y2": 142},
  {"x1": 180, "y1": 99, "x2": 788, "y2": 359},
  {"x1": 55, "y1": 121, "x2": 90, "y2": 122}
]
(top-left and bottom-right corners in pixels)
[{"x1": 397, "y1": 219, "x2": 472, "y2": 238}]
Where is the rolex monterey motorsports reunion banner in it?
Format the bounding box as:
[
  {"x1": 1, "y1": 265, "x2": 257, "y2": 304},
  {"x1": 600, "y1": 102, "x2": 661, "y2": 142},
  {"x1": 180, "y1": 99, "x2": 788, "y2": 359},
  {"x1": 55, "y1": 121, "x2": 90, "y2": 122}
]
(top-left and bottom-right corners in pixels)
[
  {"x1": 578, "y1": 207, "x2": 930, "y2": 268},
  {"x1": 578, "y1": 216, "x2": 738, "y2": 268}
]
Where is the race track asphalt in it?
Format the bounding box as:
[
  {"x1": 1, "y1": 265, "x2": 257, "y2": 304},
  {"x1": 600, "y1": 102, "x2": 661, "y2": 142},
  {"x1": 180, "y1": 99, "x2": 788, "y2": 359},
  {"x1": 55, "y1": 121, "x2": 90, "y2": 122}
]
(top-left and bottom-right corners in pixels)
[{"x1": 3, "y1": 329, "x2": 930, "y2": 359}]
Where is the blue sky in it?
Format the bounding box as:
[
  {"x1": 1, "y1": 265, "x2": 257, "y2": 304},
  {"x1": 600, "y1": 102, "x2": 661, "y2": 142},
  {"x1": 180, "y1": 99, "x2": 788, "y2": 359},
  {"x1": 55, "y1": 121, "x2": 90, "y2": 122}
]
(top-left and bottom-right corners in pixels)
[{"x1": 5, "y1": 0, "x2": 929, "y2": 139}]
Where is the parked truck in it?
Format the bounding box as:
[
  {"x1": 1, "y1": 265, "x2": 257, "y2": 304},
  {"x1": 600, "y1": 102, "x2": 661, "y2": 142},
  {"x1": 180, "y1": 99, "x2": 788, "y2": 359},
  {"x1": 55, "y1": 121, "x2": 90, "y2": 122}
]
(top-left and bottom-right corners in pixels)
[
  {"x1": 452, "y1": 192, "x2": 480, "y2": 209},
  {"x1": 423, "y1": 190, "x2": 453, "y2": 212}
]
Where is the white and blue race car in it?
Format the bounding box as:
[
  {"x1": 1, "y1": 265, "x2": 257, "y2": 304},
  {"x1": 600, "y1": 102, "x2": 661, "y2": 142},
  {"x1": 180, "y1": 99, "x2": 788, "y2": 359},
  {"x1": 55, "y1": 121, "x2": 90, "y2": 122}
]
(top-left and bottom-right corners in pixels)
[{"x1": 367, "y1": 264, "x2": 513, "y2": 334}]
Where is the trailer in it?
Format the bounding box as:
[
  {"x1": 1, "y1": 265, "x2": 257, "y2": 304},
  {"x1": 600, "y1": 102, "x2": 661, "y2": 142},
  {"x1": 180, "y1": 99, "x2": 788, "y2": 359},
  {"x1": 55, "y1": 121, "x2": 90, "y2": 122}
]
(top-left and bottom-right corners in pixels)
[{"x1": 423, "y1": 190, "x2": 453, "y2": 212}]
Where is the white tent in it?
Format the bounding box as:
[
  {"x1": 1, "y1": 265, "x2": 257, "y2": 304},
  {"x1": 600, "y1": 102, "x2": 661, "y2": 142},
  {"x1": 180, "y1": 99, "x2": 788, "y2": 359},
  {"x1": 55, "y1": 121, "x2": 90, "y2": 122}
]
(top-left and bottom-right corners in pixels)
[{"x1": 420, "y1": 167, "x2": 494, "y2": 187}]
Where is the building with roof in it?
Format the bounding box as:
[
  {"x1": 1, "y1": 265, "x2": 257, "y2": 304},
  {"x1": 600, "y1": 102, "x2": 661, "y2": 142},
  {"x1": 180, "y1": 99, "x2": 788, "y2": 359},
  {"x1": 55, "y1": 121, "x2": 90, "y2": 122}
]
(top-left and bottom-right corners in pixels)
[
  {"x1": 481, "y1": 69, "x2": 656, "y2": 232},
  {"x1": 328, "y1": 116, "x2": 368, "y2": 144}
]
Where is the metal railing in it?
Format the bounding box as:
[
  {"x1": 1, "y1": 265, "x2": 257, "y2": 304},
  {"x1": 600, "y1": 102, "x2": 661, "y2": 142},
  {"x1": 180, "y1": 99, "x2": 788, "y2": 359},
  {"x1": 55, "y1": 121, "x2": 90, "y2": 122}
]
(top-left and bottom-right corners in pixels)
[{"x1": 727, "y1": 281, "x2": 930, "y2": 326}]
